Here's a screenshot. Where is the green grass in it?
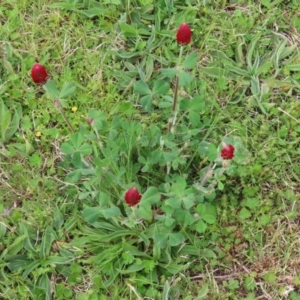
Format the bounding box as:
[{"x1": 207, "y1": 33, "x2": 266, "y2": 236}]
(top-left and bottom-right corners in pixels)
[{"x1": 1, "y1": 0, "x2": 300, "y2": 299}]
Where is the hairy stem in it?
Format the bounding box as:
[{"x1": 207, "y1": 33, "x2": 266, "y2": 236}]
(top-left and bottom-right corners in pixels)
[
  {"x1": 168, "y1": 46, "x2": 184, "y2": 133},
  {"x1": 58, "y1": 104, "x2": 75, "y2": 133}
]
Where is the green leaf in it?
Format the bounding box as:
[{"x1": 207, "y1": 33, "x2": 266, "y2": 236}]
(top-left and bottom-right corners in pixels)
[
  {"x1": 279, "y1": 44, "x2": 297, "y2": 60},
  {"x1": 0, "y1": 100, "x2": 8, "y2": 122},
  {"x1": 2, "y1": 55, "x2": 14, "y2": 74},
  {"x1": 160, "y1": 261, "x2": 186, "y2": 274},
  {"x1": 159, "y1": 101, "x2": 172, "y2": 108},
  {"x1": 37, "y1": 274, "x2": 51, "y2": 300},
  {"x1": 235, "y1": 38, "x2": 245, "y2": 65},
  {"x1": 238, "y1": 207, "x2": 251, "y2": 220},
  {"x1": 182, "y1": 52, "x2": 197, "y2": 69},
  {"x1": 6, "y1": 255, "x2": 31, "y2": 271},
  {"x1": 250, "y1": 76, "x2": 260, "y2": 96},
  {"x1": 200, "y1": 66, "x2": 229, "y2": 78},
  {"x1": 102, "y1": 206, "x2": 121, "y2": 219},
  {"x1": 80, "y1": 168, "x2": 96, "y2": 176},
  {"x1": 71, "y1": 151, "x2": 82, "y2": 168},
  {"x1": 273, "y1": 39, "x2": 288, "y2": 74},
  {"x1": 285, "y1": 64, "x2": 300, "y2": 72},
  {"x1": 259, "y1": 214, "x2": 271, "y2": 226},
  {"x1": 1, "y1": 115, "x2": 11, "y2": 142},
  {"x1": 81, "y1": 8, "x2": 105, "y2": 18},
  {"x1": 40, "y1": 226, "x2": 57, "y2": 258},
  {"x1": 60, "y1": 142, "x2": 75, "y2": 154},
  {"x1": 48, "y1": 2, "x2": 83, "y2": 9},
  {"x1": 140, "y1": 94, "x2": 153, "y2": 111},
  {"x1": 5, "y1": 235, "x2": 26, "y2": 255},
  {"x1": 179, "y1": 70, "x2": 193, "y2": 86},
  {"x1": 261, "y1": 0, "x2": 271, "y2": 7},
  {"x1": 0, "y1": 222, "x2": 7, "y2": 238},
  {"x1": 5, "y1": 104, "x2": 22, "y2": 141},
  {"x1": 59, "y1": 82, "x2": 77, "y2": 98},
  {"x1": 160, "y1": 68, "x2": 177, "y2": 79},
  {"x1": 182, "y1": 195, "x2": 194, "y2": 210},
  {"x1": 19, "y1": 223, "x2": 37, "y2": 254},
  {"x1": 53, "y1": 208, "x2": 64, "y2": 231},
  {"x1": 145, "y1": 55, "x2": 154, "y2": 79},
  {"x1": 28, "y1": 153, "x2": 42, "y2": 168},
  {"x1": 78, "y1": 143, "x2": 92, "y2": 155},
  {"x1": 163, "y1": 151, "x2": 177, "y2": 162},
  {"x1": 196, "y1": 203, "x2": 206, "y2": 215},
  {"x1": 48, "y1": 256, "x2": 72, "y2": 264},
  {"x1": 141, "y1": 187, "x2": 160, "y2": 204},
  {"x1": 118, "y1": 262, "x2": 144, "y2": 274},
  {"x1": 189, "y1": 111, "x2": 200, "y2": 127},
  {"x1": 251, "y1": 54, "x2": 260, "y2": 74},
  {"x1": 208, "y1": 144, "x2": 218, "y2": 161},
  {"x1": 198, "y1": 141, "x2": 217, "y2": 161},
  {"x1": 162, "y1": 279, "x2": 171, "y2": 298},
  {"x1": 189, "y1": 95, "x2": 205, "y2": 111},
  {"x1": 245, "y1": 197, "x2": 260, "y2": 209},
  {"x1": 96, "y1": 192, "x2": 110, "y2": 206},
  {"x1": 195, "y1": 284, "x2": 209, "y2": 299},
  {"x1": 119, "y1": 22, "x2": 138, "y2": 38},
  {"x1": 143, "y1": 259, "x2": 156, "y2": 273},
  {"x1": 64, "y1": 217, "x2": 77, "y2": 232},
  {"x1": 0, "y1": 106, "x2": 10, "y2": 143},
  {"x1": 171, "y1": 177, "x2": 186, "y2": 195},
  {"x1": 71, "y1": 132, "x2": 84, "y2": 149},
  {"x1": 244, "y1": 276, "x2": 256, "y2": 291},
  {"x1": 262, "y1": 272, "x2": 276, "y2": 283},
  {"x1": 134, "y1": 80, "x2": 151, "y2": 95},
  {"x1": 217, "y1": 180, "x2": 224, "y2": 191},
  {"x1": 66, "y1": 169, "x2": 82, "y2": 182},
  {"x1": 196, "y1": 220, "x2": 207, "y2": 233},
  {"x1": 246, "y1": 32, "x2": 262, "y2": 68},
  {"x1": 122, "y1": 252, "x2": 135, "y2": 264},
  {"x1": 164, "y1": 217, "x2": 175, "y2": 227},
  {"x1": 43, "y1": 80, "x2": 60, "y2": 99},
  {"x1": 202, "y1": 214, "x2": 216, "y2": 224},
  {"x1": 153, "y1": 232, "x2": 168, "y2": 248},
  {"x1": 113, "y1": 49, "x2": 145, "y2": 59},
  {"x1": 168, "y1": 232, "x2": 185, "y2": 246},
  {"x1": 138, "y1": 202, "x2": 153, "y2": 221},
  {"x1": 225, "y1": 64, "x2": 249, "y2": 77},
  {"x1": 22, "y1": 260, "x2": 40, "y2": 279},
  {"x1": 82, "y1": 207, "x2": 102, "y2": 224},
  {"x1": 184, "y1": 212, "x2": 196, "y2": 226},
  {"x1": 153, "y1": 80, "x2": 170, "y2": 95},
  {"x1": 165, "y1": 197, "x2": 181, "y2": 209},
  {"x1": 152, "y1": 243, "x2": 161, "y2": 261}
]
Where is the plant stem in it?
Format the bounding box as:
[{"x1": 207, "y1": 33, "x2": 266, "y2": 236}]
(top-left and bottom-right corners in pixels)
[
  {"x1": 93, "y1": 126, "x2": 103, "y2": 148},
  {"x1": 168, "y1": 46, "x2": 184, "y2": 132},
  {"x1": 58, "y1": 104, "x2": 75, "y2": 133},
  {"x1": 168, "y1": 74, "x2": 180, "y2": 132},
  {"x1": 200, "y1": 163, "x2": 217, "y2": 186},
  {"x1": 171, "y1": 75, "x2": 180, "y2": 112}
]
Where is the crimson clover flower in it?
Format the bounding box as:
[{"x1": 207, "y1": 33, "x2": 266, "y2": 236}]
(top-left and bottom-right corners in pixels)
[
  {"x1": 221, "y1": 143, "x2": 235, "y2": 160},
  {"x1": 176, "y1": 23, "x2": 192, "y2": 45},
  {"x1": 31, "y1": 63, "x2": 48, "y2": 84},
  {"x1": 124, "y1": 187, "x2": 142, "y2": 207}
]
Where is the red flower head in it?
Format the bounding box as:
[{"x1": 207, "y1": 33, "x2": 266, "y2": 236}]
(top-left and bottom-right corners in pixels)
[
  {"x1": 124, "y1": 187, "x2": 142, "y2": 207},
  {"x1": 176, "y1": 23, "x2": 192, "y2": 45},
  {"x1": 31, "y1": 63, "x2": 48, "y2": 84},
  {"x1": 221, "y1": 143, "x2": 235, "y2": 160}
]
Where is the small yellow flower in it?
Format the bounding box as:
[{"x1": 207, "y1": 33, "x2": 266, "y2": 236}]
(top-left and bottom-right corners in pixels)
[
  {"x1": 36, "y1": 131, "x2": 42, "y2": 137},
  {"x1": 71, "y1": 106, "x2": 78, "y2": 112}
]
